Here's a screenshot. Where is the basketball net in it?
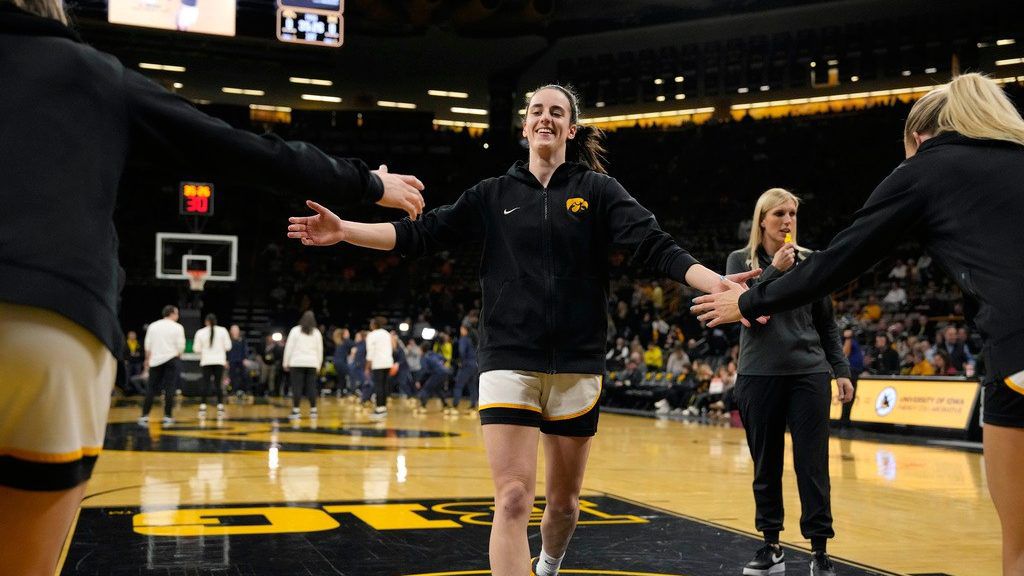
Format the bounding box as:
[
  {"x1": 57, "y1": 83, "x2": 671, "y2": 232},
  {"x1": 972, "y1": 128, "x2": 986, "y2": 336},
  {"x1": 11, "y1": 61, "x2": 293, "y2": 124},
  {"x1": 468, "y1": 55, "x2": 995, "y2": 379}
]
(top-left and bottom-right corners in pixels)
[{"x1": 187, "y1": 270, "x2": 208, "y2": 292}]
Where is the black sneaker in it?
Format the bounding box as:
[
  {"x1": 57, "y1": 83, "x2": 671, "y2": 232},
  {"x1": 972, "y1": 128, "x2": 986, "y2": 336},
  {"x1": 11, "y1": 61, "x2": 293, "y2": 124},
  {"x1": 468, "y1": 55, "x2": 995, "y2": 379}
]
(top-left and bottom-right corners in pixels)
[
  {"x1": 743, "y1": 543, "x2": 786, "y2": 575},
  {"x1": 809, "y1": 552, "x2": 836, "y2": 576}
]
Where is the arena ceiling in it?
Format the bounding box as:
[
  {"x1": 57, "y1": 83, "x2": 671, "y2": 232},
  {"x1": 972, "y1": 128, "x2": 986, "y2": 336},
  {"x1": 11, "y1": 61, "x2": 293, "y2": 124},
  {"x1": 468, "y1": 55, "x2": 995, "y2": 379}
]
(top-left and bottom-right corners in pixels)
[{"x1": 64, "y1": 0, "x2": 979, "y2": 122}]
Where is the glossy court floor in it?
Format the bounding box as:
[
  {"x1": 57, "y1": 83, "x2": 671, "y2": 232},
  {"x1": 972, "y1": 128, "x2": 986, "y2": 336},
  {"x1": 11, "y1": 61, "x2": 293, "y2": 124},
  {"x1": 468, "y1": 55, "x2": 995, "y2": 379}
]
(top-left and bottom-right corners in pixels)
[{"x1": 60, "y1": 397, "x2": 1001, "y2": 576}]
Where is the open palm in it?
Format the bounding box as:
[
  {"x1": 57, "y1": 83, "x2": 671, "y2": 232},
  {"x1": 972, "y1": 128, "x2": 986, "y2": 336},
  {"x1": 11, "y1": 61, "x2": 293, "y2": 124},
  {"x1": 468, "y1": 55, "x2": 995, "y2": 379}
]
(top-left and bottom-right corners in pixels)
[{"x1": 287, "y1": 200, "x2": 346, "y2": 246}]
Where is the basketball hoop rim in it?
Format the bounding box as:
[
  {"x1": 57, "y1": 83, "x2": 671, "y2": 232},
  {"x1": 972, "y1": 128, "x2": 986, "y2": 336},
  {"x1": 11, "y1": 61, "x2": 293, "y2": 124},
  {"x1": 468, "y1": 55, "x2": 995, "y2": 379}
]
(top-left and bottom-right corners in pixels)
[{"x1": 187, "y1": 270, "x2": 208, "y2": 291}]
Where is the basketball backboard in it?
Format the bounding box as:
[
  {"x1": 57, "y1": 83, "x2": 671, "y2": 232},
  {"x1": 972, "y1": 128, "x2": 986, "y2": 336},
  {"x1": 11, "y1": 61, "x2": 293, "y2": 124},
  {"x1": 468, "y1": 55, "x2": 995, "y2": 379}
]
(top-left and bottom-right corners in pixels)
[{"x1": 155, "y1": 232, "x2": 238, "y2": 282}]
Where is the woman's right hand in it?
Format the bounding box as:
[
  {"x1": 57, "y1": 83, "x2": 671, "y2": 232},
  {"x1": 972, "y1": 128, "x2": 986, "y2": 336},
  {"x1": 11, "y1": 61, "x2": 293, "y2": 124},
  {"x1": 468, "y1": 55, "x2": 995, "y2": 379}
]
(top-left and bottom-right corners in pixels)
[
  {"x1": 288, "y1": 200, "x2": 346, "y2": 246},
  {"x1": 772, "y1": 242, "x2": 796, "y2": 272}
]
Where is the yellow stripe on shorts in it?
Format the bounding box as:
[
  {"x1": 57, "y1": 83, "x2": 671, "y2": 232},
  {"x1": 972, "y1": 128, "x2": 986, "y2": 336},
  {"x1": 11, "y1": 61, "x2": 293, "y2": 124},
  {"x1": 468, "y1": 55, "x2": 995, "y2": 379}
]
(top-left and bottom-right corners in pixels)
[{"x1": 0, "y1": 445, "x2": 102, "y2": 464}]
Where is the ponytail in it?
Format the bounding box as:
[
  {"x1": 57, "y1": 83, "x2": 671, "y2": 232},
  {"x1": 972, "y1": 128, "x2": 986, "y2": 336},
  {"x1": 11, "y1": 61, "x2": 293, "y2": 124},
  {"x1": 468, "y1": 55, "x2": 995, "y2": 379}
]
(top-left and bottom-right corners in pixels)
[
  {"x1": 205, "y1": 313, "x2": 217, "y2": 346},
  {"x1": 906, "y1": 73, "x2": 1024, "y2": 149},
  {"x1": 569, "y1": 125, "x2": 608, "y2": 174}
]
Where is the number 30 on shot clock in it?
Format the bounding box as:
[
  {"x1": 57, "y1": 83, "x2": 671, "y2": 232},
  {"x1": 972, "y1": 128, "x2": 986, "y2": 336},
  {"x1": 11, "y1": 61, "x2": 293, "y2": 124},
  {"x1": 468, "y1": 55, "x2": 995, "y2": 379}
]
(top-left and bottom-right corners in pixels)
[{"x1": 179, "y1": 181, "x2": 214, "y2": 216}]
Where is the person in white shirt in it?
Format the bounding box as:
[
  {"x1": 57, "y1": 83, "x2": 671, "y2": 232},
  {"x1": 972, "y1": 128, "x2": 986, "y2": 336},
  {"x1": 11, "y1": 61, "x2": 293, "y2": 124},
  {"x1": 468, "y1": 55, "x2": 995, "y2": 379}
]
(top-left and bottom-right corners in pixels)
[
  {"x1": 193, "y1": 313, "x2": 231, "y2": 415},
  {"x1": 283, "y1": 311, "x2": 323, "y2": 419},
  {"x1": 140, "y1": 305, "x2": 186, "y2": 425},
  {"x1": 365, "y1": 316, "x2": 394, "y2": 418},
  {"x1": 882, "y1": 282, "x2": 908, "y2": 308}
]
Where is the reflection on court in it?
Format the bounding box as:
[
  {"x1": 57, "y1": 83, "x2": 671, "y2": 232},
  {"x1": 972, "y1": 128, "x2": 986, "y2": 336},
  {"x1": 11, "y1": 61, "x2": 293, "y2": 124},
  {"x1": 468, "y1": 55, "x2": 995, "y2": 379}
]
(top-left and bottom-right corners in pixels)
[{"x1": 67, "y1": 399, "x2": 1000, "y2": 575}]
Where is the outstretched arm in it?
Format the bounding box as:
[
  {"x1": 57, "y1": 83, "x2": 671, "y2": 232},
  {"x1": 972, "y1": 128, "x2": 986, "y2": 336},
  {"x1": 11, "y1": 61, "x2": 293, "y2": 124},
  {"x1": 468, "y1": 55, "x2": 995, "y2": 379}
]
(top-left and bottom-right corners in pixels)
[
  {"x1": 125, "y1": 70, "x2": 425, "y2": 219},
  {"x1": 287, "y1": 200, "x2": 397, "y2": 250},
  {"x1": 691, "y1": 162, "x2": 925, "y2": 326}
]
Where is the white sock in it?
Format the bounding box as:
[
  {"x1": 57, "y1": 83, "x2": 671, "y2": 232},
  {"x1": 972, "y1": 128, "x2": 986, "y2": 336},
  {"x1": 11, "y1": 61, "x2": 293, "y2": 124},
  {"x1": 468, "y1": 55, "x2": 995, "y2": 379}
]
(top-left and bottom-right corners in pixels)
[{"x1": 536, "y1": 549, "x2": 564, "y2": 576}]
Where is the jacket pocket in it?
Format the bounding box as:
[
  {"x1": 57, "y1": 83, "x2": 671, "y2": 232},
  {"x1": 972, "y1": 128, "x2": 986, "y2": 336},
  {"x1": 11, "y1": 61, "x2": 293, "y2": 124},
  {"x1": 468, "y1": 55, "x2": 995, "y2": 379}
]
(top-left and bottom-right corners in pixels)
[
  {"x1": 551, "y1": 277, "x2": 607, "y2": 355},
  {"x1": 480, "y1": 276, "x2": 546, "y2": 350}
]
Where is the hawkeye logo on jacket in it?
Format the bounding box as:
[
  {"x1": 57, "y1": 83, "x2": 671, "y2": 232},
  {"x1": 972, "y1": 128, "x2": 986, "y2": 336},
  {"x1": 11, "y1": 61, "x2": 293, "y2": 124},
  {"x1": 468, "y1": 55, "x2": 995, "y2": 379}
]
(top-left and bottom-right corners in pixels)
[{"x1": 566, "y1": 197, "x2": 589, "y2": 214}]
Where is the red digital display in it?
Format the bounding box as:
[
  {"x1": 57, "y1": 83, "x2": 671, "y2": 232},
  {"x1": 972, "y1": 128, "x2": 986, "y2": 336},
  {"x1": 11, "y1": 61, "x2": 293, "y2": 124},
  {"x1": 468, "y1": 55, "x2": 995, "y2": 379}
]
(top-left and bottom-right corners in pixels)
[{"x1": 180, "y1": 182, "x2": 214, "y2": 216}]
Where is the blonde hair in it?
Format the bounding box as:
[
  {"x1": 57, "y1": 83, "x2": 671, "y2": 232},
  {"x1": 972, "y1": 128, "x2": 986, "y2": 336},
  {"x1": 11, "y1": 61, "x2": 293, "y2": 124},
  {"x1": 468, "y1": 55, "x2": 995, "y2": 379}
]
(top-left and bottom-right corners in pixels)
[
  {"x1": 744, "y1": 187, "x2": 801, "y2": 268},
  {"x1": 4, "y1": 0, "x2": 67, "y2": 24},
  {"x1": 905, "y1": 73, "x2": 1024, "y2": 150}
]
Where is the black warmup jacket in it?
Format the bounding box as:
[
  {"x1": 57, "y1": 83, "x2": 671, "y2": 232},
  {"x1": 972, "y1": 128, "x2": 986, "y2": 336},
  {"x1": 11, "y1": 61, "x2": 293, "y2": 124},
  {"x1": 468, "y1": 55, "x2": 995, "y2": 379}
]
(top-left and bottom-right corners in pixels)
[
  {"x1": 393, "y1": 161, "x2": 700, "y2": 375},
  {"x1": 740, "y1": 133, "x2": 1024, "y2": 381},
  {"x1": 0, "y1": 5, "x2": 383, "y2": 359}
]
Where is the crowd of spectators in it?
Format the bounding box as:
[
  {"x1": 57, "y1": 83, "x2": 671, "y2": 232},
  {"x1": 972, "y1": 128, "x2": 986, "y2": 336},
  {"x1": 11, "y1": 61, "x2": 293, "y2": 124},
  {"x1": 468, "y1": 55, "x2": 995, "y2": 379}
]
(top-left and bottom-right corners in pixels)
[{"x1": 116, "y1": 86, "x2": 1024, "y2": 410}]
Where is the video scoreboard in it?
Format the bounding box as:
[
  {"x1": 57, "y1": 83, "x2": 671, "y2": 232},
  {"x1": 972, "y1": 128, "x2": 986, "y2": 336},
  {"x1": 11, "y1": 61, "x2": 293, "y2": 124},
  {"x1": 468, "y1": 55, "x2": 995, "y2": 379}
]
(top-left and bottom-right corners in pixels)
[{"x1": 277, "y1": 0, "x2": 344, "y2": 47}]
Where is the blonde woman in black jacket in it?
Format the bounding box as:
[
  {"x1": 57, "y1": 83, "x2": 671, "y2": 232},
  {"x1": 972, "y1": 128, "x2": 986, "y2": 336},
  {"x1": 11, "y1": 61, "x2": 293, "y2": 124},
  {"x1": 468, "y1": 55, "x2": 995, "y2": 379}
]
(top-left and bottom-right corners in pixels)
[
  {"x1": 0, "y1": 1, "x2": 425, "y2": 573},
  {"x1": 693, "y1": 73, "x2": 1024, "y2": 576},
  {"x1": 288, "y1": 85, "x2": 760, "y2": 576}
]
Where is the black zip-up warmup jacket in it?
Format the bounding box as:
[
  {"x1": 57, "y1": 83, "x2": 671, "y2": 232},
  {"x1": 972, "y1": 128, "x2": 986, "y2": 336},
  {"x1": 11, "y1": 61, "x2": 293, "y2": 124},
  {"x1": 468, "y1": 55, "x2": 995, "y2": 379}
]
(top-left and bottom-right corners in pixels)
[
  {"x1": 740, "y1": 133, "x2": 1024, "y2": 381},
  {"x1": 393, "y1": 161, "x2": 700, "y2": 375},
  {"x1": 0, "y1": 5, "x2": 383, "y2": 359}
]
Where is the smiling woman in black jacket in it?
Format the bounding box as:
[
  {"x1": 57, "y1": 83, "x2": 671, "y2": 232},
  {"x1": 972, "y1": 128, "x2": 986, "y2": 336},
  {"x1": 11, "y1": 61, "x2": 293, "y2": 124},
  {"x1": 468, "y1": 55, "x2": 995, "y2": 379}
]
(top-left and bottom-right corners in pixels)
[
  {"x1": 288, "y1": 85, "x2": 759, "y2": 576},
  {"x1": 692, "y1": 73, "x2": 1024, "y2": 576},
  {"x1": 0, "y1": 1, "x2": 426, "y2": 574}
]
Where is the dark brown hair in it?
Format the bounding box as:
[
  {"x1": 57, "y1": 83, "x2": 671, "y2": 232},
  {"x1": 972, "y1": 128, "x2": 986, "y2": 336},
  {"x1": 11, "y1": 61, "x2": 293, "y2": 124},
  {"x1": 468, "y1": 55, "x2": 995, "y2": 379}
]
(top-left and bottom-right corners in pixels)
[
  {"x1": 205, "y1": 313, "x2": 217, "y2": 345},
  {"x1": 299, "y1": 310, "x2": 316, "y2": 335},
  {"x1": 526, "y1": 84, "x2": 608, "y2": 174}
]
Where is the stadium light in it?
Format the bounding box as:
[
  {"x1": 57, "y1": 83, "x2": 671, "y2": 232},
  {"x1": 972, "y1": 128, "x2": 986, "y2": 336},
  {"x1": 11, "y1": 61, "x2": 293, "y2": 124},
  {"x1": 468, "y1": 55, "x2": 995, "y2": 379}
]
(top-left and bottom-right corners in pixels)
[
  {"x1": 433, "y1": 119, "x2": 488, "y2": 129},
  {"x1": 272, "y1": 332, "x2": 283, "y2": 342},
  {"x1": 675, "y1": 94, "x2": 686, "y2": 100},
  {"x1": 139, "y1": 62, "x2": 186, "y2": 72},
  {"x1": 378, "y1": 100, "x2": 417, "y2": 109},
  {"x1": 654, "y1": 78, "x2": 664, "y2": 85},
  {"x1": 399, "y1": 322, "x2": 410, "y2": 332},
  {"x1": 222, "y1": 87, "x2": 265, "y2": 96},
  {"x1": 302, "y1": 94, "x2": 343, "y2": 103},
  {"x1": 997, "y1": 39, "x2": 1016, "y2": 46},
  {"x1": 656, "y1": 95, "x2": 666, "y2": 102},
  {"x1": 421, "y1": 327, "x2": 436, "y2": 340},
  {"x1": 996, "y1": 58, "x2": 1024, "y2": 66},
  {"x1": 173, "y1": 82, "x2": 183, "y2": 89},
  {"x1": 674, "y1": 76, "x2": 684, "y2": 83},
  {"x1": 290, "y1": 77, "x2": 333, "y2": 86},
  {"x1": 428, "y1": 90, "x2": 469, "y2": 98},
  {"x1": 451, "y1": 107, "x2": 488, "y2": 115}
]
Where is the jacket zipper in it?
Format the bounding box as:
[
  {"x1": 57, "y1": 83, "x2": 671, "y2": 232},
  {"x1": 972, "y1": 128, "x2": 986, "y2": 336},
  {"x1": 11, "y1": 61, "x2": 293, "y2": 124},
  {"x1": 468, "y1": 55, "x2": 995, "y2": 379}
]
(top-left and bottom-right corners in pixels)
[{"x1": 542, "y1": 186, "x2": 556, "y2": 373}]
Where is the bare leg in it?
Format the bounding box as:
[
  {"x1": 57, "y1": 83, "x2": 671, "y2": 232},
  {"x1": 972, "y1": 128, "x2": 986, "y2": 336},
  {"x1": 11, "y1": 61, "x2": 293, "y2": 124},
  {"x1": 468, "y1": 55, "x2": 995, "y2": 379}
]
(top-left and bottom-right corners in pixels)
[
  {"x1": 985, "y1": 424, "x2": 1024, "y2": 576},
  {"x1": 0, "y1": 483, "x2": 86, "y2": 576},
  {"x1": 540, "y1": 433, "x2": 593, "y2": 559},
  {"x1": 482, "y1": 424, "x2": 541, "y2": 576}
]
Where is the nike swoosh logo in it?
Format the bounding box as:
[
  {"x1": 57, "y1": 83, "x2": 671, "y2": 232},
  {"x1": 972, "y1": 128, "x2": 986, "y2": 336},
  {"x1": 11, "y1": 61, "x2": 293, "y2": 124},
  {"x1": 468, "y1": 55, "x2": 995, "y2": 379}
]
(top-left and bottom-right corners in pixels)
[
  {"x1": 503, "y1": 207, "x2": 521, "y2": 215},
  {"x1": 772, "y1": 553, "x2": 784, "y2": 563}
]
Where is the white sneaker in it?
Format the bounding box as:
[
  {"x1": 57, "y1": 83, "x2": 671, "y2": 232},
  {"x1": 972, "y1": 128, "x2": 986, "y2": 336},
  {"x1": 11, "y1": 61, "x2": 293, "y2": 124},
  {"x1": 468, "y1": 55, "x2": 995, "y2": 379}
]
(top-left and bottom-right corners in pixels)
[
  {"x1": 216, "y1": 403, "x2": 225, "y2": 415},
  {"x1": 199, "y1": 403, "x2": 207, "y2": 412},
  {"x1": 161, "y1": 416, "x2": 175, "y2": 426},
  {"x1": 310, "y1": 407, "x2": 319, "y2": 418},
  {"x1": 137, "y1": 416, "x2": 149, "y2": 426},
  {"x1": 288, "y1": 408, "x2": 301, "y2": 420},
  {"x1": 370, "y1": 407, "x2": 387, "y2": 420}
]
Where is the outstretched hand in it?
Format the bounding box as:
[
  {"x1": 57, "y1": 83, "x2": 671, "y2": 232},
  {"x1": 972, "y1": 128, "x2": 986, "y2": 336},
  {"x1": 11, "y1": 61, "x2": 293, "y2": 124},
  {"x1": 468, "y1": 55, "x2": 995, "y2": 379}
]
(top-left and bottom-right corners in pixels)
[
  {"x1": 374, "y1": 164, "x2": 425, "y2": 220},
  {"x1": 287, "y1": 200, "x2": 346, "y2": 246},
  {"x1": 691, "y1": 288, "x2": 746, "y2": 327},
  {"x1": 714, "y1": 268, "x2": 769, "y2": 327}
]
